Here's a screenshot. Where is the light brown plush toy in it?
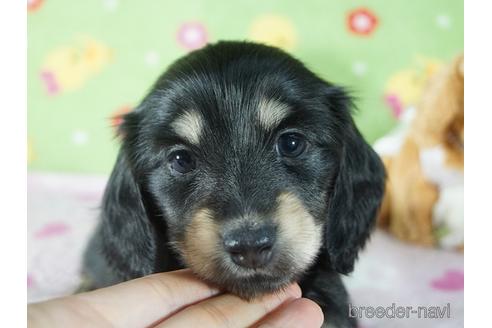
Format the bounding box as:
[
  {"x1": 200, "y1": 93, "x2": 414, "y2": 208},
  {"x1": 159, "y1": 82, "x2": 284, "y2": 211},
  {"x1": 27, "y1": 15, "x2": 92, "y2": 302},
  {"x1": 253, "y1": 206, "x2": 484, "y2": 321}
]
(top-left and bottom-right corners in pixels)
[{"x1": 375, "y1": 54, "x2": 464, "y2": 250}]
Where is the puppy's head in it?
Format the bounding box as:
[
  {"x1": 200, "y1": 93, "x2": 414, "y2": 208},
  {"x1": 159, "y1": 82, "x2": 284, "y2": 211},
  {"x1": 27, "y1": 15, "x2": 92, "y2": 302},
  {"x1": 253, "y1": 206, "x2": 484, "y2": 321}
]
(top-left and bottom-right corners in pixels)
[{"x1": 119, "y1": 41, "x2": 385, "y2": 298}]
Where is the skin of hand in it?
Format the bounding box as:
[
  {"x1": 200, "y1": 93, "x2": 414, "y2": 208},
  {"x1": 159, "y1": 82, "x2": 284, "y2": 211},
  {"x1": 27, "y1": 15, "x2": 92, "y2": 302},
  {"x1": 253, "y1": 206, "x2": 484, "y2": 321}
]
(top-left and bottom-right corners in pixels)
[{"x1": 27, "y1": 269, "x2": 324, "y2": 328}]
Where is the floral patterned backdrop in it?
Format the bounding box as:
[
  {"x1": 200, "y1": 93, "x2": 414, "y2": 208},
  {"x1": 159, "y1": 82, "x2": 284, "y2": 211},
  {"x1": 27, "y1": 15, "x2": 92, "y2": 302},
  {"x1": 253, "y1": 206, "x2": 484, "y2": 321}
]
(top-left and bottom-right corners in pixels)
[{"x1": 28, "y1": 0, "x2": 463, "y2": 173}]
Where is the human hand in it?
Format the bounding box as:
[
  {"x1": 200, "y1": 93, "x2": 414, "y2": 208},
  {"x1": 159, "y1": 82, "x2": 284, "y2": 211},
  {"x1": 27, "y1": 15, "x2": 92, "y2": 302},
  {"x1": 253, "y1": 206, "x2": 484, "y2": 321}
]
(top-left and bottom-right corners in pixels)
[{"x1": 27, "y1": 269, "x2": 324, "y2": 328}]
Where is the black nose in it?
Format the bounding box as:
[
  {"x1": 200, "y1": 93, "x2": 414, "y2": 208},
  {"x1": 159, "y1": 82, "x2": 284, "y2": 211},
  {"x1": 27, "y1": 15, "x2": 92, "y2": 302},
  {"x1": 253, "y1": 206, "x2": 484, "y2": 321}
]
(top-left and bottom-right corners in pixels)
[{"x1": 223, "y1": 226, "x2": 276, "y2": 269}]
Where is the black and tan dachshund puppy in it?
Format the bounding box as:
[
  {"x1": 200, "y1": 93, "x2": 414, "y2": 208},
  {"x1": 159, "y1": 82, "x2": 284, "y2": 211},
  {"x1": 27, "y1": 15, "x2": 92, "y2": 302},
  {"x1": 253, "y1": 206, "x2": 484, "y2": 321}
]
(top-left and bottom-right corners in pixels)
[{"x1": 82, "y1": 41, "x2": 385, "y2": 327}]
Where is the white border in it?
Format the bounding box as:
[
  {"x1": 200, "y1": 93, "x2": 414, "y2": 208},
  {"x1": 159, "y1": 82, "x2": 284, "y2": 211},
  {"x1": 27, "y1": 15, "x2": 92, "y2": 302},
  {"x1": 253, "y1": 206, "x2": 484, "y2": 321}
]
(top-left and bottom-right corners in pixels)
[
  {"x1": 465, "y1": 1, "x2": 492, "y2": 326},
  {"x1": 0, "y1": 1, "x2": 26, "y2": 327},
  {"x1": 6, "y1": 1, "x2": 482, "y2": 327}
]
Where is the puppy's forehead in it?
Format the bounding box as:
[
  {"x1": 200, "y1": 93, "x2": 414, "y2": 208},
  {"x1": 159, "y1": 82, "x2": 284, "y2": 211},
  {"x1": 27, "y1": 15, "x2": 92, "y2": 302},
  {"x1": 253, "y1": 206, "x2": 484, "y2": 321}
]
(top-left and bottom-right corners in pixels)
[
  {"x1": 161, "y1": 65, "x2": 333, "y2": 147},
  {"x1": 168, "y1": 95, "x2": 293, "y2": 146}
]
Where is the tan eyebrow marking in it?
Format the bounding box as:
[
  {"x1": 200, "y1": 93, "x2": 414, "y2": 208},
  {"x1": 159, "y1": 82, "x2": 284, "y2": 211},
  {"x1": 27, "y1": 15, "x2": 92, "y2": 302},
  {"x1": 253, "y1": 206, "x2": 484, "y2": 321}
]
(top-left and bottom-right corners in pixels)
[
  {"x1": 171, "y1": 110, "x2": 203, "y2": 145},
  {"x1": 257, "y1": 98, "x2": 291, "y2": 129}
]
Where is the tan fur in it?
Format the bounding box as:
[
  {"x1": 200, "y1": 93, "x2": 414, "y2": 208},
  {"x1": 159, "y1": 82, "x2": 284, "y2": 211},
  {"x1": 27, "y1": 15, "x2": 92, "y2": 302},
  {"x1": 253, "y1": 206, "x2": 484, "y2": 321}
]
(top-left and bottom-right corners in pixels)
[
  {"x1": 257, "y1": 98, "x2": 290, "y2": 129},
  {"x1": 377, "y1": 54, "x2": 464, "y2": 249},
  {"x1": 181, "y1": 208, "x2": 220, "y2": 279},
  {"x1": 172, "y1": 110, "x2": 203, "y2": 145},
  {"x1": 274, "y1": 192, "x2": 322, "y2": 267}
]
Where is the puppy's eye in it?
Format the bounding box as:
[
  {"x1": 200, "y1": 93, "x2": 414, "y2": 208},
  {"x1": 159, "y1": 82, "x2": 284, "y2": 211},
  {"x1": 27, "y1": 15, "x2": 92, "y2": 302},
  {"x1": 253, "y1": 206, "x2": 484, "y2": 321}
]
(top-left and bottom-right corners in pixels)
[
  {"x1": 169, "y1": 150, "x2": 195, "y2": 174},
  {"x1": 276, "y1": 133, "x2": 307, "y2": 158}
]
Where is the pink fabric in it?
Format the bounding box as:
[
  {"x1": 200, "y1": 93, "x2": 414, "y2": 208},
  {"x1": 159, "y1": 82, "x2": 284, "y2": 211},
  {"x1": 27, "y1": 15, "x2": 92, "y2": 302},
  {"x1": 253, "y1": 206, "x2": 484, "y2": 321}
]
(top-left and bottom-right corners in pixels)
[{"x1": 27, "y1": 172, "x2": 463, "y2": 327}]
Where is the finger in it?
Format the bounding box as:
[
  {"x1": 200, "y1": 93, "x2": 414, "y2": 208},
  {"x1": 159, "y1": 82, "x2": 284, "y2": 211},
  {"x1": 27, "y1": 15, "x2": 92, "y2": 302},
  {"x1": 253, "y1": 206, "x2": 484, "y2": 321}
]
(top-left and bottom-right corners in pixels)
[
  {"x1": 77, "y1": 269, "x2": 220, "y2": 327},
  {"x1": 157, "y1": 284, "x2": 301, "y2": 328},
  {"x1": 29, "y1": 269, "x2": 220, "y2": 328},
  {"x1": 254, "y1": 298, "x2": 324, "y2": 328}
]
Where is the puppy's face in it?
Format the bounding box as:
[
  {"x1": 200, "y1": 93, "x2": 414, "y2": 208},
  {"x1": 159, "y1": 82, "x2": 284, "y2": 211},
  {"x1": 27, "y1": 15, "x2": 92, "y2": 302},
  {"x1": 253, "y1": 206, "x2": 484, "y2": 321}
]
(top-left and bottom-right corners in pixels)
[{"x1": 121, "y1": 42, "x2": 384, "y2": 298}]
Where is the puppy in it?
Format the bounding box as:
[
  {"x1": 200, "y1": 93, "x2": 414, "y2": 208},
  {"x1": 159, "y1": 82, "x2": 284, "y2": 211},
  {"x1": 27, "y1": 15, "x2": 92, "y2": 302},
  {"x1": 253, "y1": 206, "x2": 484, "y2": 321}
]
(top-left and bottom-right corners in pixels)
[{"x1": 82, "y1": 41, "x2": 385, "y2": 327}]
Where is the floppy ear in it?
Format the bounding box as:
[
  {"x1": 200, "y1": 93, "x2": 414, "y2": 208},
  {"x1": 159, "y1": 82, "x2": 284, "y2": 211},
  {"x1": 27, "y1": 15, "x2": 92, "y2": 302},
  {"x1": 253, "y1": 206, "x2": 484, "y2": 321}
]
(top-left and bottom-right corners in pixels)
[
  {"x1": 98, "y1": 110, "x2": 161, "y2": 279},
  {"x1": 323, "y1": 91, "x2": 386, "y2": 274},
  {"x1": 99, "y1": 150, "x2": 158, "y2": 279}
]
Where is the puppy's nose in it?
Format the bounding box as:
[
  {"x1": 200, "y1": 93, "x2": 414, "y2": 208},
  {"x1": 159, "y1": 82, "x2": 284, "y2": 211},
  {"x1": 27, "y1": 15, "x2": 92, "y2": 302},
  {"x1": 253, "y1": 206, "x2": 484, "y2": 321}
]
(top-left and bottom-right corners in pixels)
[{"x1": 223, "y1": 226, "x2": 276, "y2": 269}]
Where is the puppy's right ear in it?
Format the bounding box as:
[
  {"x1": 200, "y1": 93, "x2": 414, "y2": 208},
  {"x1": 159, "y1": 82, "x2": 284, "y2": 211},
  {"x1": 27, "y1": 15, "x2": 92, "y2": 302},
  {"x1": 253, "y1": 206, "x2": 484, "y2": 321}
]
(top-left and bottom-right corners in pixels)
[{"x1": 99, "y1": 110, "x2": 157, "y2": 278}]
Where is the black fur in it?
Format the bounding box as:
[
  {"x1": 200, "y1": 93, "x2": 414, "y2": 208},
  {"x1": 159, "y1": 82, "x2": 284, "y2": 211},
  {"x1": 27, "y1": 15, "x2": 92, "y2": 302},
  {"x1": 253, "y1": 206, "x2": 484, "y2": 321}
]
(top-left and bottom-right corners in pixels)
[{"x1": 82, "y1": 41, "x2": 385, "y2": 327}]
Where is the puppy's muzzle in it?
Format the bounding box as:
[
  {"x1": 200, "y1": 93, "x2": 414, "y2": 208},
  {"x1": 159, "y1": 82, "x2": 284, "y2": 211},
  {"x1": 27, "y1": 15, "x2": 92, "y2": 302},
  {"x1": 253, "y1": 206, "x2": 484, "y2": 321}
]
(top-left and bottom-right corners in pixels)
[{"x1": 223, "y1": 225, "x2": 276, "y2": 269}]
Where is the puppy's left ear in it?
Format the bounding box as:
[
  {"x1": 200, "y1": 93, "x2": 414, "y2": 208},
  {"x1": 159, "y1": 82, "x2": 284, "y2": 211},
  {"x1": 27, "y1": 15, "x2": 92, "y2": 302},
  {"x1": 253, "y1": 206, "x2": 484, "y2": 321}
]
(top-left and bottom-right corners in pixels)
[{"x1": 323, "y1": 88, "x2": 386, "y2": 274}]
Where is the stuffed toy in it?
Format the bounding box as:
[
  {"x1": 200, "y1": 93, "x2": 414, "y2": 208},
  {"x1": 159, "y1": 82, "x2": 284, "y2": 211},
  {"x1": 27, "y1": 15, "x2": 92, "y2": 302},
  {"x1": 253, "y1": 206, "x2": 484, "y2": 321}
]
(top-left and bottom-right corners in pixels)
[{"x1": 375, "y1": 54, "x2": 464, "y2": 250}]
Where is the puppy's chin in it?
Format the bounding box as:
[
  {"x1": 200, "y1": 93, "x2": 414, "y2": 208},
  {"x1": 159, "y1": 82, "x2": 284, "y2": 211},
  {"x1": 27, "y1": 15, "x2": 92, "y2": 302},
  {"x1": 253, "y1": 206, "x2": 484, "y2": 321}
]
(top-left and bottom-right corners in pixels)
[{"x1": 196, "y1": 268, "x2": 298, "y2": 300}]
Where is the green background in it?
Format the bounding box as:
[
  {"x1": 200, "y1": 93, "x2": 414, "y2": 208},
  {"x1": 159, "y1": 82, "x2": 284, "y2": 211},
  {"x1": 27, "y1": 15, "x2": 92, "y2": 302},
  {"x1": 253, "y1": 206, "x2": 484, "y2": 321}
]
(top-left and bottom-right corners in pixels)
[{"x1": 28, "y1": 0, "x2": 463, "y2": 173}]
